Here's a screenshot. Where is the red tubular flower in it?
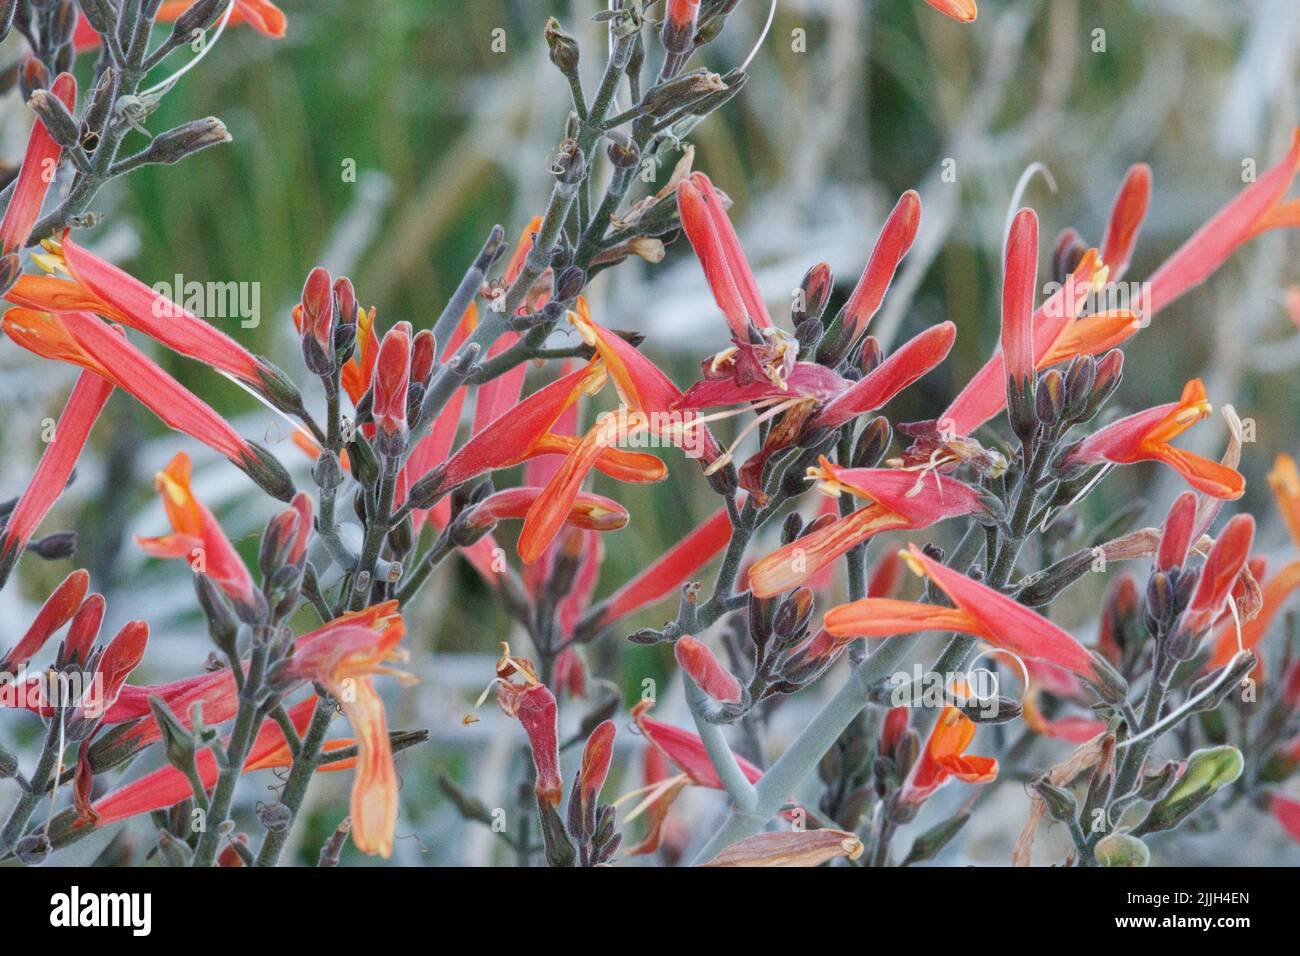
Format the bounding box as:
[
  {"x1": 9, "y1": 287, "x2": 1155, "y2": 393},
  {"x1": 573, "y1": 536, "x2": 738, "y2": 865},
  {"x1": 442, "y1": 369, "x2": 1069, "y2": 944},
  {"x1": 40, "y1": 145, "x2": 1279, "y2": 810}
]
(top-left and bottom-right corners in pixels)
[
  {"x1": 631, "y1": 700, "x2": 762, "y2": 790},
  {"x1": 680, "y1": 173, "x2": 772, "y2": 335},
  {"x1": 1100, "y1": 164, "x2": 1153, "y2": 280},
  {"x1": 464, "y1": 487, "x2": 629, "y2": 533},
  {"x1": 1180, "y1": 514, "x2": 1254, "y2": 637},
  {"x1": 748, "y1": 459, "x2": 985, "y2": 598},
  {"x1": 808, "y1": 322, "x2": 956, "y2": 431},
  {"x1": 1062, "y1": 379, "x2": 1244, "y2": 499},
  {"x1": 1143, "y1": 130, "x2": 1300, "y2": 317},
  {"x1": 1096, "y1": 573, "x2": 1138, "y2": 665},
  {"x1": 825, "y1": 545, "x2": 1110, "y2": 690},
  {"x1": 91, "y1": 621, "x2": 150, "y2": 716},
  {"x1": 923, "y1": 0, "x2": 977, "y2": 22},
  {"x1": 0, "y1": 569, "x2": 89, "y2": 673},
  {"x1": 2, "y1": 309, "x2": 294, "y2": 500},
  {"x1": 81, "y1": 700, "x2": 344, "y2": 830},
  {"x1": 1208, "y1": 561, "x2": 1300, "y2": 674},
  {"x1": 1157, "y1": 491, "x2": 1198, "y2": 571},
  {"x1": 675, "y1": 636, "x2": 743, "y2": 704},
  {"x1": 8, "y1": 233, "x2": 281, "y2": 397},
  {"x1": 0, "y1": 370, "x2": 112, "y2": 585},
  {"x1": 900, "y1": 698, "x2": 996, "y2": 805},
  {"x1": 135, "y1": 452, "x2": 258, "y2": 607},
  {"x1": 496, "y1": 661, "x2": 563, "y2": 808},
  {"x1": 838, "y1": 189, "x2": 922, "y2": 345},
  {"x1": 372, "y1": 321, "x2": 412, "y2": 458},
  {"x1": 430, "y1": 360, "x2": 665, "y2": 498},
  {"x1": 519, "y1": 303, "x2": 720, "y2": 563},
  {"x1": 73, "y1": 2, "x2": 286, "y2": 51},
  {"x1": 577, "y1": 720, "x2": 616, "y2": 811},
  {"x1": 297, "y1": 267, "x2": 334, "y2": 372},
  {"x1": 1002, "y1": 208, "x2": 1038, "y2": 410},
  {"x1": 0, "y1": 72, "x2": 75, "y2": 257},
  {"x1": 579, "y1": 506, "x2": 731, "y2": 633},
  {"x1": 283, "y1": 613, "x2": 411, "y2": 857},
  {"x1": 62, "y1": 594, "x2": 105, "y2": 668}
]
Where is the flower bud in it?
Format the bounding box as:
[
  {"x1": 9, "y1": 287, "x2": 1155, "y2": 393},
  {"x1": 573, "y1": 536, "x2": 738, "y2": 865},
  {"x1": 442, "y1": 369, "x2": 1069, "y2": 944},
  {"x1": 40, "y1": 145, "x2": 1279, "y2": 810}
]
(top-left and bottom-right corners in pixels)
[
  {"x1": 852, "y1": 416, "x2": 892, "y2": 469},
  {"x1": 543, "y1": 17, "x2": 580, "y2": 75},
  {"x1": 171, "y1": 0, "x2": 233, "y2": 41},
  {"x1": 19, "y1": 58, "x2": 48, "y2": 102},
  {"x1": 793, "y1": 262, "x2": 833, "y2": 326},
  {"x1": 80, "y1": 67, "x2": 118, "y2": 152},
  {"x1": 15, "y1": 834, "x2": 51, "y2": 866},
  {"x1": 1015, "y1": 548, "x2": 1096, "y2": 606},
  {"x1": 1034, "y1": 367, "x2": 1065, "y2": 428},
  {"x1": 661, "y1": 0, "x2": 701, "y2": 56},
  {"x1": 257, "y1": 801, "x2": 293, "y2": 833},
  {"x1": 606, "y1": 129, "x2": 640, "y2": 168},
  {"x1": 640, "y1": 69, "x2": 727, "y2": 117},
  {"x1": 27, "y1": 87, "x2": 79, "y2": 149},
  {"x1": 138, "y1": 117, "x2": 232, "y2": 166},
  {"x1": 1032, "y1": 778, "x2": 1078, "y2": 823},
  {"x1": 26, "y1": 531, "x2": 77, "y2": 560},
  {"x1": 1139, "y1": 745, "x2": 1242, "y2": 834},
  {"x1": 1095, "y1": 831, "x2": 1149, "y2": 867}
]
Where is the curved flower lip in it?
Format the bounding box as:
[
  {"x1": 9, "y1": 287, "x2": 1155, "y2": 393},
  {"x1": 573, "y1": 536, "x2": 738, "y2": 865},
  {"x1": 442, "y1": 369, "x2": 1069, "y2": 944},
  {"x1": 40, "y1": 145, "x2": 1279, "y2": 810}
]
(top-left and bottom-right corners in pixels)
[
  {"x1": 3, "y1": 308, "x2": 294, "y2": 499},
  {"x1": 342, "y1": 305, "x2": 380, "y2": 404},
  {"x1": 901, "y1": 702, "x2": 996, "y2": 805},
  {"x1": 1065, "y1": 379, "x2": 1245, "y2": 500},
  {"x1": 72, "y1": 1, "x2": 286, "y2": 52},
  {"x1": 809, "y1": 322, "x2": 956, "y2": 430},
  {"x1": 675, "y1": 636, "x2": 743, "y2": 704},
  {"x1": 0, "y1": 369, "x2": 112, "y2": 581},
  {"x1": 839, "y1": 190, "x2": 922, "y2": 344},
  {"x1": 1101, "y1": 164, "x2": 1153, "y2": 280},
  {"x1": 466, "y1": 487, "x2": 629, "y2": 533},
  {"x1": 1144, "y1": 129, "x2": 1300, "y2": 316},
  {"x1": 9, "y1": 232, "x2": 264, "y2": 386},
  {"x1": 0, "y1": 72, "x2": 76, "y2": 255},
  {"x1": 824, "y1": 545, "x2": 1100, "y2": 682},
  {"x1": 580, "y1": 506, "x2": 731, "y2": 633},
  {"x1": 923, "y1": 0, "x2": 977, "y2": 22},
  {"x1": 135, "y1": 451, "x2": 257, "y2": 606}
]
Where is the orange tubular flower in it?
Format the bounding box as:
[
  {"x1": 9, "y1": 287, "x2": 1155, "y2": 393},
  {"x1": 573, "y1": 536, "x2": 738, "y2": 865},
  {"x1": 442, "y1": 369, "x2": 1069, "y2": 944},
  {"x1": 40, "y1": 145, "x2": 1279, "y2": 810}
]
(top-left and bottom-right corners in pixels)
[
  {"x1": 0, "y1": 569, "x2": 89, "y2": 673},
  {"x1": 923, "y1": 0, "x2": 977, "y2": 22},
  {"x1": 135, "y1": 452, "x2": 258, "y2": 608},
  {"x1": 463, "y1": 487, "x2": 629, "y2": 533},
  {"x1": 372, "y1": 321, "x2": 412, "y2": 460},
  {"x1": 1179, "y1": 514, "x2": 1254, "y2": 640},
  {"x1": 1210, "y1": 456, "x2": 1300, "y2": 673},
  {"x1": 0, "y1": 370, "x2": 112, "y2": 586},
  {"x1": 427, "y1": 360, "x2": 664, "y2": 500},
  {"x1": 1143, "y1": 130, "x2": 1300, "y2": 317},
  {"x1": 578, "y1": 506, "x2": 731, "y2": 634},
  {"x1": 80, "y1": 700, "x2": 345, "y2": 831},
  {"x1": 900, "y1": 699, "x2": 997, "y2": 805},
  {"x1": 284, "y1": 614, "x2": 412, "y2": 857},
  {"x1": 1002, "y1": 209, "x2": 1038, "y2": 423},
  {"x1": 495, "y1": 653, "x2": 564, "y2": 808},
  {"x1": 7, "y1": 233, "x2": 291, "y2": 401},
  {"x1": 0, "y1": 72, "x2": 76, "y2": 258},
  {"x1": 678, "y1": 174, "x2": 772, "y2": 337},
  {"x1": 72, "y1": 1, "x2": 286, "y2": 52},
  {"x1": 825, "y1": 545, "x2": 1114, "y2": 693},
  {"x1": 518, "y1": 304, "x2": 719, "y2": 564},
  {"x1": 1062, "y1": 379, "x2": 1244, "y2": 500},
  {"x1": 675, "y1": 636, "x2": 743, "y2": 704},
  {"x1": 631, "y1": 700, "x2": 763, "y2": 791},
  {"x1": 835, "y1": 189, "x2": 922, "y2": 349},
  {"x1": 1101, "y1": 164, "x2": 1153, "y2": 280},
  {"x1": 748, "y1": 459, "x2": 985, "y2": 599},
  {"x1": 2, "y1": 309, "x2": 294, "y2": 500}
]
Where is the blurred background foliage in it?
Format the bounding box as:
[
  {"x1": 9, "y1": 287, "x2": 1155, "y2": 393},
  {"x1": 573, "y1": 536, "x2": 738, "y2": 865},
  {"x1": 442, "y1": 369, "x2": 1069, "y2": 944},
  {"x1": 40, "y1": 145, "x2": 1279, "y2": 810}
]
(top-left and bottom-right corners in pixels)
[{"x1": 0, "y1": 0, "x2": 1297, "y2": 863}]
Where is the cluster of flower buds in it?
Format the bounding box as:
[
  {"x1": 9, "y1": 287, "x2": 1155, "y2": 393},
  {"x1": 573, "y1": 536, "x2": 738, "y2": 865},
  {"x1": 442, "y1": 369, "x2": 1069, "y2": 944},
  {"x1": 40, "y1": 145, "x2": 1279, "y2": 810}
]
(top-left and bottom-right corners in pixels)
[{"x1": 296, "y1": 267, "x2": 359, "y2": 381}]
